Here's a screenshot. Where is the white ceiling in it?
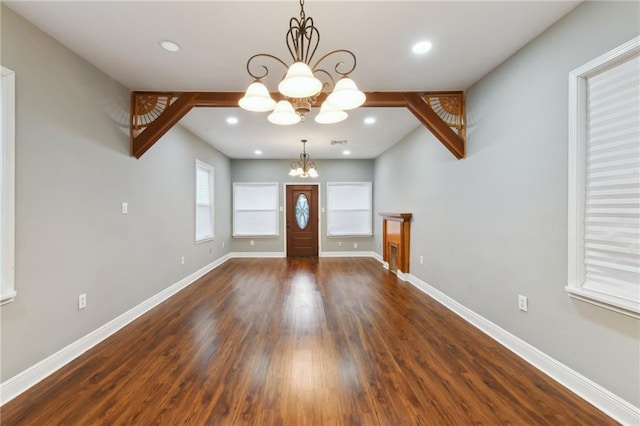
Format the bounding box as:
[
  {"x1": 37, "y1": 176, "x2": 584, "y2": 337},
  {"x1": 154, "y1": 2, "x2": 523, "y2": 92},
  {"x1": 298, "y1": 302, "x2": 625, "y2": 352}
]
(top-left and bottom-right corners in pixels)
[{"x1": 7, "y1": 0, "x2": 580, "y2": 159}]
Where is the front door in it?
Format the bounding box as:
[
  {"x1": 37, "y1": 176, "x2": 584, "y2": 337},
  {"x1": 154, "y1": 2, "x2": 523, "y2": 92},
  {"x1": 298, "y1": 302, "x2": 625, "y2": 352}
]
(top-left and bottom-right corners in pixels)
[{"x1": 286, "y1": 185, "x2": 318, "y2": 257}]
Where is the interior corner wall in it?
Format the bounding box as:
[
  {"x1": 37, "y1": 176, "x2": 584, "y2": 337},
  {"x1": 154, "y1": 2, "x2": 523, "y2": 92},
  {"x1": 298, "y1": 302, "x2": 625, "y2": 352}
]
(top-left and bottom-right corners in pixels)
[
  {"x1": 0, "y1": 6, "x2": 232, "y2": 382},
  {"x1": 374, "y1": 1, "x2": 640, "y2": 406},
  {"x1": 230, "y1": 159, "x2": 375, "y2": 254}
]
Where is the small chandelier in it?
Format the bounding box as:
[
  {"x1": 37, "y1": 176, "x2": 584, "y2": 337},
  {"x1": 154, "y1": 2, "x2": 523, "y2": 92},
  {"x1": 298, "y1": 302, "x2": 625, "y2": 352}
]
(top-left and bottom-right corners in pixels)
[
  {"x1": 239, "y1": 0, "x2": 366, "y2": 125},
  {"x1": 289, "y1": 140, "x2": 318, "y2": 178}
]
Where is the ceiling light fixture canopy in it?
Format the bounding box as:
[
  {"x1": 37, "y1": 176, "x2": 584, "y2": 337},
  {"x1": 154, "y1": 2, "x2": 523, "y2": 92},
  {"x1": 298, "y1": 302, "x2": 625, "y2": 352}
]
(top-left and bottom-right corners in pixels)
[
  {"x1": 239, "y1": 0, "x2": 365, "y2": 125},
  {"x1": 289, "y1": 139, "x2": 318, "y2": 178}
]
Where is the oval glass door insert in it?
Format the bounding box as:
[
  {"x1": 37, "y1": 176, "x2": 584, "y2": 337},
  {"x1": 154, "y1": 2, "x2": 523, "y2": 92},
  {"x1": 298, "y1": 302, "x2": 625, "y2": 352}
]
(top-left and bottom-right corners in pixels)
[{"x1": 295, "y1": 194, "x2": 309, "y2": 229}]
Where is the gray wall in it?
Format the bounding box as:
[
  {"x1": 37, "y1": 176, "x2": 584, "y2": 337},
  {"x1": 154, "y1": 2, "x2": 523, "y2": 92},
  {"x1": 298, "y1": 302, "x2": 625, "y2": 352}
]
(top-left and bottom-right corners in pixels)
[
  {"x1": 374, "y1": 1, "x2": 640, "y2": 405},
  {"x1": 0, "y1": 7, "x2": 232, "y2": 381},
  {"x1": 231, "y1": 159, "x2": 375, "y2": 254}
]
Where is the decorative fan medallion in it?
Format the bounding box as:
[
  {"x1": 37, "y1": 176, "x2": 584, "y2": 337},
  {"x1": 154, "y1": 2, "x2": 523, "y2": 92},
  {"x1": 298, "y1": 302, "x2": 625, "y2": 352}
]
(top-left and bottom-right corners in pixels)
[{"x1": 131, "y1": 93, "x2": 173, "y2": 132}]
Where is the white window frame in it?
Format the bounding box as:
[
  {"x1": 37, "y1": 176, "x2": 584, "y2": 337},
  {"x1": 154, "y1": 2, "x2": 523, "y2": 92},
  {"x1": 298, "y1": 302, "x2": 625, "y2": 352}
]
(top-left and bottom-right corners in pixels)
[
  {"x1": 566, "y1": 36, "x2": 640, "y2": 319},
  {"x1": 195, "y1": 159, "x2": 214, "y2": 243},
  {"x1": 1, "y1": 66, "x2": 16, "y2": 305},
  {"x1": 326, "y1": 182, "x2": 373, "y2": 237},
  {"x1": 233, "y1": 182, "x2": 279, "y2": 237}
]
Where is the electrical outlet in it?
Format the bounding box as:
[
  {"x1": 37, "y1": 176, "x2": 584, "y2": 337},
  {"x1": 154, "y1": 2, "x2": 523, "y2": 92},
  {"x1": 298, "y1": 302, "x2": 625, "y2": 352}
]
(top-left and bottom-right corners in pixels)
[
  {"x1": 222, "y1": 241, "x2": 225, "y2": 248},
  {"x1": 353, "y1": 242, "x2": 358, "y2": 249},
  {"x1": 338, "y1": 241, "x2": 342, "y2": 247},
  {"x1": 250, "y1": 240, "x2": 255, "y2": 246},
  {"x1": 378, "y1": 242, "x2": 382, "y2": 249},
  {"x1": 121, "y1": 202, "x2": 128, "y2": 214},
  {"x1": 419, "y1": 255, "x2": 424, "y2": 264},
  {"x1": 78, "y1": 293, "x2": 87, "y2": 310},
  {"x1": 518, "y1": 295, "x2": 528, "y2": 312},
  {"x1": 181, "y1": 256, "x2": 185, "y2": 265},
  {"x1": 209, "y1": 248, "x2": 212, "y2": 254}
]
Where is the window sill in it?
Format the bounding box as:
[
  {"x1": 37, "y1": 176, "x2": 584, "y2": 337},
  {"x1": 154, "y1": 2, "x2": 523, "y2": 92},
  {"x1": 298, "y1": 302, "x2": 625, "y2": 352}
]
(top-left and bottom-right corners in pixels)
[
  {"x1": 565, "y1": 286, "x2": 640, "y2": 319},
  {"x1": 0, "y1": 290, "x2": 17, "y2": 306},
  {"x1": 195, "y1": 236, "x2": 214, "y2": 245},
  {"x1": 232, "y1": 235, "x2": 279, "y2": 239}
]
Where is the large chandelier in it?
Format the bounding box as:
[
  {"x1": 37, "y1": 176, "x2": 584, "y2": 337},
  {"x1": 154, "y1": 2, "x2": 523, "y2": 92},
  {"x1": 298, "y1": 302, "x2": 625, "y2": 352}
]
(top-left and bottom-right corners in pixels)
[
  {"x1": 289, "y1": 140, "x2": 318, "y2": 178},
  {"x1": 239, "y1": 0, "x2": 366, "y2": 125}
]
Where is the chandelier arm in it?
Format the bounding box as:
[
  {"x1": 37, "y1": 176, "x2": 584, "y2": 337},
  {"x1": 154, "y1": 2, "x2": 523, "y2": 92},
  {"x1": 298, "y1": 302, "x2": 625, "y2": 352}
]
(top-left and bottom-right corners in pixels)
[
  {"x1": 286, "y1": 17, "x2": 302, "y2": 62},
  {"x1": 286, "y1": 17, "x2": 320, "y2": 64},
  {"x1": 312, "y1": 68, "x2": 336, "y2": 92},
  {"x1": 302, "y1": 17, "x2": 320, "y2": 64},
  {"x1": 311, "y1": 49, "x2": 357, "y2": 77},
  {"x1": 246, "y1": 53, "x2": 289, "y2": 80}
]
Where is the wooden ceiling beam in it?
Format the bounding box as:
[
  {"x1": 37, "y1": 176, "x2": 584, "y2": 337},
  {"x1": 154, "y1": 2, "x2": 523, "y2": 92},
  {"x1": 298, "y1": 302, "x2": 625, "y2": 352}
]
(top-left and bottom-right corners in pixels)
[
  {"x1": 130, "y1": 90, "x2": 466, "y2": 159},
  {"x1": 192, "y1": 92, "x2": 244, "y2": 107},
  {"x1": 361, "y1": 92, "x2": 410, "y2": 107},
  {"x1": 404, "y1": 92, "x2": 465, "y2": 159},
  {"x1": 131, "y1": 92, "x2": 198, "y2": 159}
]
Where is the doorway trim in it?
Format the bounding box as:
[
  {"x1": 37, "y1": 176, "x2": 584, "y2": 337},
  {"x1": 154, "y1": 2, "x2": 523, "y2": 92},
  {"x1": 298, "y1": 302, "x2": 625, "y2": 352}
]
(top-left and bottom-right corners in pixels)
[{"x1": 283, "y1": 182, "x2": 321, "y2": 256}]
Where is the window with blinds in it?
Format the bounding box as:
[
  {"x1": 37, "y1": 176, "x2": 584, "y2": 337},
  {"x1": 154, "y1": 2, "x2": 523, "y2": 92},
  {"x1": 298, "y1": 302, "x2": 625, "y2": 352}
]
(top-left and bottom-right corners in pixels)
[
  {"x1": 195, "y1": 160, "x2": 214, "y2": 243},
  {"x1": 326, "y1": 182, "x2": 372, "y2": 237},
  {"x1": 567, "y1": 36, "x2": 639, "y2": 318},
  {"x1": 0, "y1": 66, "x2": 16, "y2": 305},
  {"x1": 233, "y1": 183, "x2": 279, "y2": 237}
]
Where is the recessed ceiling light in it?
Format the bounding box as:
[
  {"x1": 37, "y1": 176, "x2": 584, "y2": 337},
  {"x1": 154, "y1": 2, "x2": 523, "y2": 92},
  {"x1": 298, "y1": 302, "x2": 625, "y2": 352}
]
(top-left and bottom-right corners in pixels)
[
  {"x1": 364, "y1": 117, "x2": 376, "y2": 125},
  {"x1": 412, "y1": 40, "x2": 432, "y2": 55},
  {"x1": 159, "y1": 40, "x2": 181, "y2": 52},
  {"x1": 226, "y1": 117, "x2": 239, "y2": 125},
  {"x1": 254, "y1": 150, "x2": 263, "y2": 155},
  {"x1": 343, "y1": 150, "x2": 351, "y2": 156}
]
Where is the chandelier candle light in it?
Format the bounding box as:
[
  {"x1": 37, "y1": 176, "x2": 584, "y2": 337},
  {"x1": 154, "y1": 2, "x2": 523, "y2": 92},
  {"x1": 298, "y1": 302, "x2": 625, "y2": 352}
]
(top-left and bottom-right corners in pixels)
[
  {"x1": 289, "y1": 140, "x2": 318, "y2": 178},
  {"x1": 239, "y1": 0, "x2": 366, "y2": 125}
]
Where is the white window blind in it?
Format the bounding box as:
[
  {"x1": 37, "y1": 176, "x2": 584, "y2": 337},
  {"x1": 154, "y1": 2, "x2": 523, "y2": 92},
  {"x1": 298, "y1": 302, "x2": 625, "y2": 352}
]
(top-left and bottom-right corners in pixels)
[
  {"x1": 583, "y1": 54, "x2": 640, "y2": 302},
  {"x1": 195, "y1": 160, "x2": 214, "y2": 242},
  {"x1": 326, "y1": 182, "x2": 372, "y2": 236},
  {"x1": 233, "y1": 183, "x2": 279, "y2": 237},
  {"x1": 567, "y1": 36, "x2": 640, "y2": 318},
  {"x1": 0, "y1": 66, "x2": 15, "y2": 305}
]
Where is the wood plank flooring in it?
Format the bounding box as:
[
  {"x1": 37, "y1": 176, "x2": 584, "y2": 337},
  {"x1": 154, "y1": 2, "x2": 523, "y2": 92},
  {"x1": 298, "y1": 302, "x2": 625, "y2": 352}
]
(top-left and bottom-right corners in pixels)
[{"x1": 2, "y1": 258, "x2": 615, "y2": 425}]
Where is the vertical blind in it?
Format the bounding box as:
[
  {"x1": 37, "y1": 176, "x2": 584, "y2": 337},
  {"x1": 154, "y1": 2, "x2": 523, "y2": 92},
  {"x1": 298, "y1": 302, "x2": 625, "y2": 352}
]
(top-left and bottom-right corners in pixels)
[
  {"x1": 233, "y1": 183, "x2": 279, "y2": 237},
  {"x1": 326, "y1": 182, "x2": 372, "y2": 236},
  {"x1": 584, "y1": 54, "x2": 640, "y2": 301},
  {"x1": 0, "y1": 67, "x2": 15, "y2": 304},
  {"x1": 0, "y1": 76, "x2": 5, "y2": 289},
  {"x1": 195, "y1": 161, "x2": 214, "y2": 242}
]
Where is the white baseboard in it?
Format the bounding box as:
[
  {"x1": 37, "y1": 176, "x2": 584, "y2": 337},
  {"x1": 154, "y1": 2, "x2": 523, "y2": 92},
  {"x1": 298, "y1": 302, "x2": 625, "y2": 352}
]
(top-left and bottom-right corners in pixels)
[
  {"x1": 372, "y1": 253, "x2": 408, "y2": 281},
  {"x1": 320, "y1": 251, "x2": 376, "y2": 258},
  {"x1": 228, "y1": 251, "x2": 285, "y2": 258},
  {"x1": 407, "y1": 273, "x2": 640, "y2": 425},
  {"x1": 396, "y1": 270, "x2": 410, "y2": 282},
  {"x1": 0, "y1": 253, "x2": 232, "y2": 406}
]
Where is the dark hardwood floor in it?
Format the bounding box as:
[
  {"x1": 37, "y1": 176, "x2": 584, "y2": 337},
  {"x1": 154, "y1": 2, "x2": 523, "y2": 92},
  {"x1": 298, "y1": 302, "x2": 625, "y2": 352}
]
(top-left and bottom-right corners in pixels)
[{"x1": 2, "y1": 258, "x2": 615, "y2": 425}]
